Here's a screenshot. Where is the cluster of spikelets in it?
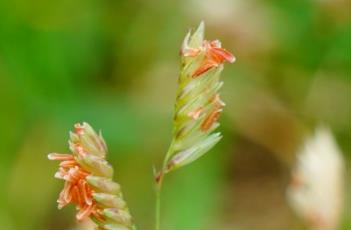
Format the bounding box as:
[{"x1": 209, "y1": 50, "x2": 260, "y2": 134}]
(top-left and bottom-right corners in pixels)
[
  {"x1": 287, "y1": 126, "x2": 344, "y2": 230},
  {"x1": 156, "y1": 22, "x2": 235, "y2": 180},
  {"x1": 48, "y1": 122, "x2": 136, "y2": 230}
]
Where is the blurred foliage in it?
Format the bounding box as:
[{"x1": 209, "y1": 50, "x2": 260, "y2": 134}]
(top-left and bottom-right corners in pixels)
[{"x1": 0, "y1": 0, "x2": 351, "y2": 229}]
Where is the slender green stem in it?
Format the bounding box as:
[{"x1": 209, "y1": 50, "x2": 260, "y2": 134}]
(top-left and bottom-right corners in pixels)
[
  {"x1": 155, "y1": 173, "x2": 164, "y2": 230},
  {"x1": 155, "y1": 185, "x2": 161, "y2": 230},
  {"x1": 155, "y1": 142, "x2": 173, "y2": 230}
]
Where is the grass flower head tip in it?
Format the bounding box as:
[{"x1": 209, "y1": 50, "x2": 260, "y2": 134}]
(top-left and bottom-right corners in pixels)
[{"x1": 48, "y1": 122, "x2": 136, "y2": 230}]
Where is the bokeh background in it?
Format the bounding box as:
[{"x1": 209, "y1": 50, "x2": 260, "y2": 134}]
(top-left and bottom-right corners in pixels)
[{"x1": 1, "y1": 0, "x2": 351, "y2": 229}]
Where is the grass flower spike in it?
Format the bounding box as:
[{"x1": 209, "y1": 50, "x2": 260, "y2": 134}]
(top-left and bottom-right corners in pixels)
[
  {"x1": 287, "y1": 126, "x2": 344, "y2": 230},
  {"x1": 156, "y1": 22, "x2": 235, "y2": 181},
  {"x1": 155, "y1": 22, "x2": 235, "y2": 230},
  {"x1": 48, "y1": 122, "x2": 136, "y2": 230}
]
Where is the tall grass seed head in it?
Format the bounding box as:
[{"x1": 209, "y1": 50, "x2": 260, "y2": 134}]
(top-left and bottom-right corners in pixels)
[
  {"x1": 48, "y1": 122, "x2": 135, "y2": 230},
  {"x1": 287, "y1": 126, "x2": 344, "y2": 229},
  {"x1": 160, "y1": 22, "x2": 235, "y2": 175}
]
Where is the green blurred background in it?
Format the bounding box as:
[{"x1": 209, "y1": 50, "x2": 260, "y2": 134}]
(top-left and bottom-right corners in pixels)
[{"x1": 1, "y1": 0, "x2": 351, "y2": 229}]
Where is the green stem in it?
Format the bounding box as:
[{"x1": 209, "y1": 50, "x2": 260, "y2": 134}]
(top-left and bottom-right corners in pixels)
[
  {"x1": 155, "y1": 143, "x2": 173, "y2": 230},
  {"x1": 155, "y1": 185, "x2": 161, "y2": 230},
  {"x1": 155, "y1": 173, "x2": 164, "y2": 230}
]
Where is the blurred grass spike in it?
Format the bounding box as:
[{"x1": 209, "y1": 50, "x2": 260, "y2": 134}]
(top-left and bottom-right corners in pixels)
[
  {"x1": 154, "y1": 21, "x2": 235, "y2": 230},
  {"x1": 287, "y1": 126, "x2": 344, "y2": 230},
  {"x1": 48, "y1": 122, "x2": 136, "y2": 230}
]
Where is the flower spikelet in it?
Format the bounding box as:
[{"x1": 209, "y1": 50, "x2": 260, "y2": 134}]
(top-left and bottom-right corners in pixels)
[
  {"x1": 157, "y1": 22, "x2": 235, "y2": 178},
  {"x1": 48, "y1": 122, "x2": 136, "y2": 230}
]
